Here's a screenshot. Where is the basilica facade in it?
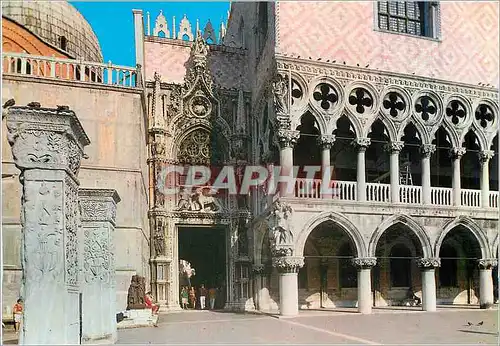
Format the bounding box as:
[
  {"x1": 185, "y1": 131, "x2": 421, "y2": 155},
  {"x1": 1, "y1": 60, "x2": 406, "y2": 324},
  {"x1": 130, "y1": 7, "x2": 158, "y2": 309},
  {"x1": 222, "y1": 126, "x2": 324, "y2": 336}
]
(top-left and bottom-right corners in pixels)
[{"x1": 2, "y1": 0, "x2": 499, "y2": 323}]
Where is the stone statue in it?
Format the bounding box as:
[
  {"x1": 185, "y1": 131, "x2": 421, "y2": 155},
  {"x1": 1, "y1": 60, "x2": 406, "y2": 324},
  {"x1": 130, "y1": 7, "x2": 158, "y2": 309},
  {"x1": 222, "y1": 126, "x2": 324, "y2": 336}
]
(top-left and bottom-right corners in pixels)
[
  {"x1": 126, "y1": 275, "x2": 147, "y2": 309},
  {"x1": 153, "y1": 219, "x2": 165, "y2": 256},
  {"x1": 273, "y1": 74, "x2": 288, "y2": 115},
  {"x1": 176, "y1": 188, "x2": 192, "y2": 211}
]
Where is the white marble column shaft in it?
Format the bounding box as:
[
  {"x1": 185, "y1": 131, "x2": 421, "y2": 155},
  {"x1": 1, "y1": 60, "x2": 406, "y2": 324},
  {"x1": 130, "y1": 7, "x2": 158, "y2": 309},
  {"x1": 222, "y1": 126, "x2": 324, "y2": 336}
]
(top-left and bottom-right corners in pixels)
[
  {"x1": 417, "y1": 258, "x2": 440, "y2": 312},
  {"x1": 354, "y1": 138, "x2": 370, "y2": 202},
  {"x1": 478, "y1": 259, "x2": 497, "y2": 309},
  {"x1": 421, "y1": 144, "x2": 435, "y2": 205},
  {"x1": 352, "y1": 258, "x2": 377, "y2": 314},
  {"x1": 479, "y1": 151, "x2": 494, "y2": 208},
  {"x1": 450, "y1": 148, "x2": 465, "y2": 206}
]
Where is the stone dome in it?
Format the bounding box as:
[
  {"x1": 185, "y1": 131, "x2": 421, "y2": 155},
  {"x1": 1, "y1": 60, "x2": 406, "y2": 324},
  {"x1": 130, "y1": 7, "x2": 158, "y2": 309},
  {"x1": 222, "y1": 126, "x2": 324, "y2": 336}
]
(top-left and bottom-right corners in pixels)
[{"x1": 2, "y1": 0, "x2": 103, "y2": 62}]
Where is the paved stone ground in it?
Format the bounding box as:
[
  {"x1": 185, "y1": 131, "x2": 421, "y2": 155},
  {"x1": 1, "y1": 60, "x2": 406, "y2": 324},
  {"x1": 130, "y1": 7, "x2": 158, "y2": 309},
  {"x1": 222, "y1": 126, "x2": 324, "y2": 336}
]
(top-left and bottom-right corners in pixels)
[{"x1": 117, "y1": 307, "x2": 499, "y2": 345}]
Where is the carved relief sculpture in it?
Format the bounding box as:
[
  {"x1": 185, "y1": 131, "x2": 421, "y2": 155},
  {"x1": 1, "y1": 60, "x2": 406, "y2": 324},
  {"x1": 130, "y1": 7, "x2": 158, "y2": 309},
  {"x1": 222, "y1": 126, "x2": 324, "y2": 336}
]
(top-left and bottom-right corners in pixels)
[{"x1": 273, "y1": 74, "x2": 289, "y2": 115}]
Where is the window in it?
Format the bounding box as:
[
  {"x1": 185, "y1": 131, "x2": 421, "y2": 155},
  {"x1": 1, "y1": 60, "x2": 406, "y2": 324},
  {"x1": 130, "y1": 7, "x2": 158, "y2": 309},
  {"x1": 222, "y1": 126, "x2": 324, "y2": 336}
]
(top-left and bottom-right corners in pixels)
[
  {"x1": 377, "y1": 1, "x2": 439, "y2": 38},
  {"x1": 59, "y1": 36, "x2": 67, "y2": 51}
]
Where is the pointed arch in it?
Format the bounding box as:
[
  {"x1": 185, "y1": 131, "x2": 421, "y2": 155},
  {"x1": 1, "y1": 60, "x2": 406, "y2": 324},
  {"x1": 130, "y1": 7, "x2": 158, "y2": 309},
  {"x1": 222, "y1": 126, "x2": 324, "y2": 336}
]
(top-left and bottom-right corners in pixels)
[
  {"x1": 434, "y1": 216, "x2": 490, "y2": 259},
  {"x1": 460, "y1": 125, "x2": 488, "y2": 151},
  {"x1": 431, "y1": 123, "x2": 459, "y2": 149},
  {"x1": 296, "y1": 211, "x2": 367, "y2": 258},
  {"x1": 368, "y1": 214, "x2": 432, "y2": 258},
  {"x1": 397, "y1": 120, "x2": 428, "y2": 144},
  {"x1": 370, "y1": 115, "x2": 397, "y2": 143},
  {"x1": 298, "y1": 106, "x2": 327, "y2": 136}
]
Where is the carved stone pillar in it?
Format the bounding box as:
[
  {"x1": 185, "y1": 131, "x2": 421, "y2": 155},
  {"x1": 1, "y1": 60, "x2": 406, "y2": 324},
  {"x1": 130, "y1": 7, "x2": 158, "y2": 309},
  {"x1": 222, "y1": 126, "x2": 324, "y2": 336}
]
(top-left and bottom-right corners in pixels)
[
  {"x1": 420, "y1": 144, "x2": 436, "y2": 205},
  {"x1": 384, "y1": 141, "x2": 404, "y2": 203},
  {"x1": 150, "y1": 213, "x2": 169, "y2": 306},
  {"x1": 352, "y1": 257, "x2": 377, "y2": 314},
  {"x1": 79, "y1": 189, "x2": 120, "y2": 344},
  {"x1": 277, "y1": 129, "x2": 300, "y2": 197},
  {"x1": 478, "y1": 259, "x2": 497, "y2": 309},
  {"x1": 352, "y1": 138, "x2": 371, "y2": 202},
  {"x1": 479, "y1": 150, "x2": 494, "y2": 208},
  {"x1": 317, "y1": 135, "x2": 335, "y2": 198},
  {"x1": 416, "y1": 258, "x2": 440, "y2": 312},
  {"x1": 272, "y1": 256, "x2": 304, "y2": 316},
  {"x1": 449, "y1": 147, "x2": 466, "y2": 206},
  {"x1": 252, "y1": 264, "x2": 265, "y2": 311},
  {"x1": 6, "y1": 104, "x2": 90, "y2": 344}
]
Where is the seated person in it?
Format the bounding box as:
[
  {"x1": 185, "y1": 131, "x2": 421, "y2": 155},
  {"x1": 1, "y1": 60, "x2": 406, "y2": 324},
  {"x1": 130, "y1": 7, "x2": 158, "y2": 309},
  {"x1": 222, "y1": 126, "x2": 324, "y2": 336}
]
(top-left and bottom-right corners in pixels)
[
  {"x1": 145, "y1": 291, "x2": 159, "y2": 314},
  {"x1": 407, "y1": 288, "x2": 421, "y2": 306}
]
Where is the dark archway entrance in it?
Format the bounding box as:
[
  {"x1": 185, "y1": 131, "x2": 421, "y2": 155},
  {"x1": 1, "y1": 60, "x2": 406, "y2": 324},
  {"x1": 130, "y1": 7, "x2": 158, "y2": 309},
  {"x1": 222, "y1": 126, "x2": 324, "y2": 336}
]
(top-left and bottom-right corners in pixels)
[
  {"x1": 178, "y1": 226, "x2": 227, "y2": 308},
  {"x1": 437, "y1": 226, "x2": 482, "y2": 305}
]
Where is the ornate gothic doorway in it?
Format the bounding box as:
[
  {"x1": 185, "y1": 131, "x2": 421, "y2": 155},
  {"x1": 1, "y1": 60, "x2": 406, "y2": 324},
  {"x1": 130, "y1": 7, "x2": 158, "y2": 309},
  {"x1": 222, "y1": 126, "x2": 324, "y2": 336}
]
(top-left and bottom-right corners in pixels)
[{"x1": 178, "y1": 226, "x2": 227, "y2": 309}]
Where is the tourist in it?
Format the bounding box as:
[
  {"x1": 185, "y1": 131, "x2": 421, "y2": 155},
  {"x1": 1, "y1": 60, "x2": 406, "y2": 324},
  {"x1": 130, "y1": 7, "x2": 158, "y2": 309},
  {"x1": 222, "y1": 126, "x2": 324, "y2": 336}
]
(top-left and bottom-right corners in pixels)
[
  {"x1": 199, "y1": 284, "x2": 207, "y2": 310},
  {"x1": 208, "y1": 287, "x2": 217, "y2": 310},
  {"x1": 181, "y1": 287, "x2": 188, "y2": 309},
  {"x1": 189, "y1": 286, "x2": 196, "y2": 309},
  {"x1": 12, "y1": 298, "x2": 23, "y2": 334},
  {"x1": 145, "y1": 291, "x2": 159, "y2": 314}
]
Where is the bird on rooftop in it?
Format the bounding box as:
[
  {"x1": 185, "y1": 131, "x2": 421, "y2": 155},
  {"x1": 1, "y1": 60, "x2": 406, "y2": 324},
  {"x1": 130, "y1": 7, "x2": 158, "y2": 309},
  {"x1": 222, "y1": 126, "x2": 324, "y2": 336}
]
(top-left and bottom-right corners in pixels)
[
  {"x1": 365, "y1": 64, "x2": 369, "y2": 68},
  {"x1": 477, "y1": 321, "x2": 483, "y2": 326}
]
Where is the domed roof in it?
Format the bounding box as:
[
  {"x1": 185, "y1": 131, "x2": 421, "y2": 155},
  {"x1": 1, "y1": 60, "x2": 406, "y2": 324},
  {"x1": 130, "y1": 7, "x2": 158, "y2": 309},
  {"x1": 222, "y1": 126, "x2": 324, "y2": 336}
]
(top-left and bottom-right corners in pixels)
[{"x1": 2, "y1": 0, "x2": 103, "y2": 62}]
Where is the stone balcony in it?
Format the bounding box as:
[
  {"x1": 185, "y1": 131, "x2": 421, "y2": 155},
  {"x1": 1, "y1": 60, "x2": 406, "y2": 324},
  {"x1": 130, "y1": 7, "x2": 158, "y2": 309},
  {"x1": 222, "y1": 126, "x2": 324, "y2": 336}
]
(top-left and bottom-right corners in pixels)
[{"x1": 294, "y1": 178, "x2": 499, "y2": 210}]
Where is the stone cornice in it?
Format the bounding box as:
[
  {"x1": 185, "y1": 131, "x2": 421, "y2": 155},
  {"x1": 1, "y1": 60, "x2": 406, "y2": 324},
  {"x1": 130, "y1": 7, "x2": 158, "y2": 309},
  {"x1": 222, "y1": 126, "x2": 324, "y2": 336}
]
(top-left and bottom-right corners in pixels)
[
  {"x1": 78, "y1": 188, "x2": 121, "y2": 203},
  {"x1": 276, "y1": 56, "x2": 498, "y2": 99}
]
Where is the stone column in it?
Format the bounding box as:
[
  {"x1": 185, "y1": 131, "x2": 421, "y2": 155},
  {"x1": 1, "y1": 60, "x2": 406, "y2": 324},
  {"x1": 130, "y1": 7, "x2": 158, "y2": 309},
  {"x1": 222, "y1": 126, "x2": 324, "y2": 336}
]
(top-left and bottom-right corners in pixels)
[
  {"x1": 420, "y1": 144, "x2": 436, "y2": 205},
  {"x1": 317, "y1": 135, "x2": 335, "y2": 198},
  {"x1": 352, "y1": 138, "x2": 371, "y2": 202},
  {"x1": 384, "y1": 141, "x2": 404, "y2": 203},
  {"x1": 449, "y1": 147, "x2": 466, "y2": 206},
  {"x1": 416, "y1": 258, "x2": 440, "y2": 312},
  {"x1": 352, "y1": 258, "x2": 377, "y2": 314},
  {"x1": 252, "y1": 264, "x2": 265, "y2": 310},
  {"x1": 479, "y1": 150, "x2": 494, "y2": 208},
  {"x1": 6, "y1": 104, "x2": 90, "y2": 345},
  {"x1": 79, "y1": 189, "x2": 121, "y2": 344},
  {"x1": 277, "y1": 129, "x2": 300, "y2": 197},
  {"x1": 478, "y1": 259, "x2": 497, "y2": 309},
  {"x1": 273, "y1": 256, "x2": 304, "y2": 316}
]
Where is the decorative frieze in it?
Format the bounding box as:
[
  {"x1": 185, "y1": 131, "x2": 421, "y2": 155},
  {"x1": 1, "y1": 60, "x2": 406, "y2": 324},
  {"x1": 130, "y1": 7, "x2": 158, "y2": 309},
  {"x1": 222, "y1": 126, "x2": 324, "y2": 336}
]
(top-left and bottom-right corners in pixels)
[
  {"x1": 272, "y1": 256, "x2": 304, "y2": 273},
  {"x1": 477, "y1": 258, "x2": 498, "y2": 270},
  {"x1": 416, "y1": 257, "x2": 441, "y2": 269},
  {"x1": 351, "y1": 257, "x2": 377, "y2": 269}
]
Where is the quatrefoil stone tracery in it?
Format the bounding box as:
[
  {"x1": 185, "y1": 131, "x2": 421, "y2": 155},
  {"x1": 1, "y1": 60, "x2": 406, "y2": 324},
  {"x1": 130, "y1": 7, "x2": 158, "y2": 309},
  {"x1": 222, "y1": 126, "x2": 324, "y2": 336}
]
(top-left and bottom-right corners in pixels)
[
  {"x1": 313, "y1": 83, "x2": 338, "y2": 110},
  {"x1": 291, "y1": 79, "x2": 303, "y2": 105},
  {"x1": 349, "y1": 88, "x2": 373, "y2": 114},
  {"x1": 415, "y1": 96, "x2": 437, "y2": 122},
  {"x1": 445, "y1": 100, "x2": 467, "y2": 126},
  {"x1": 383, "y1": 92, "x2": 405, "y2": 118},
  {"x1": 475, "y1": 104, "x2": 495, "y2": 129}
]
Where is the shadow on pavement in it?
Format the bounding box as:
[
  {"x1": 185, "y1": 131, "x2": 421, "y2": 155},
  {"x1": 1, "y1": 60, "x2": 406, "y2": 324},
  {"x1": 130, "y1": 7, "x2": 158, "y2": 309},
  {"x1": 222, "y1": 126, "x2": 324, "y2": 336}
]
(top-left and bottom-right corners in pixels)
[{"x1": 458, "y1": 329, "x2": 499, "y2": 336}]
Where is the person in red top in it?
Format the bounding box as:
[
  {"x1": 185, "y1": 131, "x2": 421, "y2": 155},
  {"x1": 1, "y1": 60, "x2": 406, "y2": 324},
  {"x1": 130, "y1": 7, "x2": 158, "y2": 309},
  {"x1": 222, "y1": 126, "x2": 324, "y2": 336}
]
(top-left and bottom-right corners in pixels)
[
  {"x1": 144, "y1": 291, "x2": 159, "y2": 314},
  {"x1": 12, "y1": 298, "x2": 23, "y2": 334}
]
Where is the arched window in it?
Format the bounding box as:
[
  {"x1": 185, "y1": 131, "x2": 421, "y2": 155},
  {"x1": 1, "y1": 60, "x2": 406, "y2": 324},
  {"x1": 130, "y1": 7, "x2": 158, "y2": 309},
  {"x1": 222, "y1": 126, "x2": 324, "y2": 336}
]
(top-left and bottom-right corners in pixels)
[
  {"x1": 390, "y1": 244, "x2": 412, "y2": 287},
  {"x1": 439, "y1": 244, "x2": 458, "y2": 287}
]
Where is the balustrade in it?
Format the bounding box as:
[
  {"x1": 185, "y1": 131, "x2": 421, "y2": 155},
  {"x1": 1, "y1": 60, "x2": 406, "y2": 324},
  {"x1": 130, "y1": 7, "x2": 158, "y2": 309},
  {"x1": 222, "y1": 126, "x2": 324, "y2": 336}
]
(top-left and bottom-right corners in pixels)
[
  {"x1": 3, "y1": 52, "x2": 140, "y2": 88},
  {"x1": 430, "y1": 187, "x2": 452, "y2": 206},
  {"x1": 290, "y1": 180, "x2": 494, "y2": 210},
  {"x1": 461, "y1": 189, "x2": 481, "y2": 208}
]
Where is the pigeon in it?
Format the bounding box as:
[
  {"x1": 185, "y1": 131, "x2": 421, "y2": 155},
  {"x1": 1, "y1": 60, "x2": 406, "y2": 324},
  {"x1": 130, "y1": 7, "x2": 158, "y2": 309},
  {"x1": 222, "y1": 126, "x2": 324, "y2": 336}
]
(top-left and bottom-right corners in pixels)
[
  {"x1": 477, "y1": 321, "x2": 483, "y2": 326},
  {"x1": 332, "y1": 60, "x2": 336, "y2": 63},
  {"x1": 467, "y1": 322, "x2": 473, "y2": 326},
  {"x1": 343, "y1": 61, "x2": 346, "y2": 65},
  {"x1": 27, "y1": 101, "x2": 41, "y2": 108},
  {"x1": 365, "y1": 64, "x2": 369, "y2": 68},
  {"x1": 57, "y1": 105, "x2": 69, "y2": 111},
  {"x1": 317, "y1": 57, "x2": 321, "y2": 61},
  {"x1": 3, "y1": 98, "x2": 15, "y2": 108}
]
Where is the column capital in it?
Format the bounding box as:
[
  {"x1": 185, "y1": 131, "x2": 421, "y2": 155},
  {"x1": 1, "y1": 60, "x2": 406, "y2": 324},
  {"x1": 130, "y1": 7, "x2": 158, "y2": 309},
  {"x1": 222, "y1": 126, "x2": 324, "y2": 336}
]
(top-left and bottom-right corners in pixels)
[
  {"x1": 449, "y1": 147, "x2": 466, "y2": 160},
  {"x1": 351, "y1": 257, "x2": 377, "y2": 269},
  {"x1": 352, "y1": 138, "x2": 371, "y2": 152},
  {"x1": 478, "y1": 150, "x2": 495, "y2": 163},
  {"x1": 277, "y1": 129, "x2": 300, "y2": 149},
  {"x1": 272, "y1": 256, "x2": 304, "y2": 273},
  {"x1": 6, "y1": 104, "x2": 90, "y2": 175},
  {"x1": 316, "y1": 134, "x2": 336, "y2": 149},
  {"x1": 420, "y1": 144, "x2": 436, "y2": 158},
  {"x1": 416, "y1": 257, "x2": 441, "y2": 269},
  {"x1": 384, "y1": 141, "x2": 404, "y2": 153},
  {"x1": 477, "y1": 258, "x2": 498, "y2": 269},
  {"x1": 79, "y1": 189, "x2": 121, "y2": 226}
]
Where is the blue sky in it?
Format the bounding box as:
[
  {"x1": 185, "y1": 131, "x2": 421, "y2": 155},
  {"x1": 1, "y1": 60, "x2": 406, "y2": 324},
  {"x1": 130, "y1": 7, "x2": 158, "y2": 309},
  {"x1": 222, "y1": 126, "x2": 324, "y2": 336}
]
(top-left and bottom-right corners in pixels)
[{"x1": 71, "y1": 2, "x2": 230, "y2": 67}]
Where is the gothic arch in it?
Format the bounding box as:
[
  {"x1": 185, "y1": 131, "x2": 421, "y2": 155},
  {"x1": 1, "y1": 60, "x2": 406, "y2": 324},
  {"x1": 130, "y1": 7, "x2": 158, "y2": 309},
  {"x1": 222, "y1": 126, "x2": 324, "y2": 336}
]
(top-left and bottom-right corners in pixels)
[
  {"x1": 397, "y1": 119, "x2": 428, "y2": 145},
  {"x1": 430, "y1": 123, "x2": 459, "y2": 149},
  {"x1": 368, "y1": 115, "x2": 397, "y2": 143},
  {"x1": 434, "y1": 216, "x2": 491, "y2": 259},
  {"x1": 368, "y1": 214, "x2": 432, "y2": 258},
  {"x1": 465, "y1": 123, "x2": 488, "y2": 151},
  {"x1": 296, "y1": 212, "x2": 367, "y2": 258},
  {"x1": 333, "y1": 112, "x2": 363, "y2": 140}
]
